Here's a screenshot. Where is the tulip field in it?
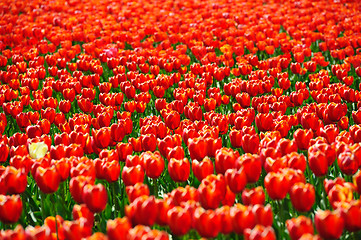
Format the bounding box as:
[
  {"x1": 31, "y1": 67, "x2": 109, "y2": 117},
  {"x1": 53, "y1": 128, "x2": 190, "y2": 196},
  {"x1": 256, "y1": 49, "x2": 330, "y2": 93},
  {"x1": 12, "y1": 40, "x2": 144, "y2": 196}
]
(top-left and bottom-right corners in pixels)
[{"x1": 2, "y1": 0, "x2": 361, "y2": 239}]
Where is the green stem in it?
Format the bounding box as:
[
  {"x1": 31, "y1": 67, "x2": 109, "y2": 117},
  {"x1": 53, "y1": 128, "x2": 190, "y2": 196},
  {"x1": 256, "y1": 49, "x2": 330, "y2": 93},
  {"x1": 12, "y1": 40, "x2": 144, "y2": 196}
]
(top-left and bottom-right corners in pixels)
[
  {"x1": 153, "y1": 178, "x2": 158, "y2": 198},
  {"x1": 40, "y1": 191, "x2": 46, "y2": 221},
  {"x1": 112, "y1": 182, "x2": 120, "y2": 218},
  {"x1": 277, "y1": 200, "x2": 286, "y2": 235},
  {"x1": 318, "y1": 176, "x2": 330, "y2": 209},
  {"x1": 52, "y1": 194, "x2": 59, "y2": 240}
]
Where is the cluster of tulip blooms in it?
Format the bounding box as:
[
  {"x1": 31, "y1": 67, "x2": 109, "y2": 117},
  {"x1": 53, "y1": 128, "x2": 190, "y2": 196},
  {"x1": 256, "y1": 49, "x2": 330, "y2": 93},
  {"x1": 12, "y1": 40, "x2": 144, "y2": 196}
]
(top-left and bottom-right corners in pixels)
[{"x1": 1, "y1": 0, "x2": 361, "y2": 239}]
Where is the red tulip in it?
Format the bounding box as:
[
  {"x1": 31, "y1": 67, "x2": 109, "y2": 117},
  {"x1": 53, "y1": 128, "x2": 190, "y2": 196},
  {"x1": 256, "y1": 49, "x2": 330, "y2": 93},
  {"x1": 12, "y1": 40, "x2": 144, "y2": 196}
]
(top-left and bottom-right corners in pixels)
[
  {"x1": 102, "y1": 160, "x2": 120, "y2": 182},
  {"x1": 107, "y1": 217, "x2": 131, "y2": 240},
  {"x1": 225, "y1": 168, "x2": 247, "y2": 194},
  {"x1": 244, "y1": 225, "x2": 276, "y2": 240},
  {"x1": 125, "y1": 195, "x2": 158, "y2": 226},
  {"x1": 69, "y1": 176, "x2": 95, "y2": 204},
  {"x1": 242, "y1": 187, "x2": 266, "y2": 206},
  {"x1": 286, "y1": 216, "x2": 314, "y2": 240},
  {"x1": 338, "y1": 200, "x2": 361, "y2": 232},
  {"x1": 315, "y1": 210, "x2": 344, "y2": 240},
  {"x1": 35, "y1": 166, "x2": 61, "y2": 194},
  {"x1": 289, "y1": 182, "x2": 315, "y2": 212},
  {"x1": 141, "y1": 151, "x2": 164, "y2": 179},
  {"x1": 215, "y1": 206, "x2": 233, "y2": 234},
  {"x1": 116, "y1": 143, "x2": 133, "y2": 162},
  {"x1": 194, "y1": 207, "x2": 221, "y2": 238},
  {"x1": 82, "y1": 183, "x2": 108, "y2": 213},
  {"x1": 192, "y1": 157, "x2": 214, "y2": 182},
  {"x1": 168, "y1": 158, "x2": 190, "y2": 182},
  {"x1": 214, "y1": 148, "x2": 238, "y2": 174},
  {"x1": 140, "y1": 134, "x2": 157, "y2": 152},
  {"x1": 231, "y1": 204, "x2": 256, "y2": 234},
  {"x1": 59, "y1": 100, "x2": 71, "y2": 114},
  {"x1": 255, "y1": 113, "x2": 274, "y2": 132},
  {"x1": 264, "y1": 171, "x2": 290, "y2": 200},
  {"x1": 1, "y1": 166, "x2": 27, "y2": 194},
  {"x1": 164, "y1": 111, "x2": 180, "y2": 130},
  {"x1": 44, "y1": 215, "x2": 65, "y2": 240},
  {"x1": 293, "y1": 129, "x2": 313, "y2": 151},
  {"x1": 337, "y1": 151, "x2": 358, "y2": 176},
  {"x1": 62, "y1": 219, "x2": 92, "y2": 240},
  {"x1": 167, "y1": 206, "x2": 192, "y2": 236},
  {"x1": 327, "y1": 184, "x2": 354, "y2": 209},
  {"x1": 0, "y1": 195, "x2": 22, "y2": 224},
  {"x1": 198, "y1": 174, "x2": 226, "y2": 209},
  {"x1": 0, "y1": 143, "x2": 9, "y2": 163},
  {"x1": 122, "y1": 165, "x2": 144, "y2": 186},
  {"x1": 188, "y1": 137, "x2": 208, "y2": 160},
  {"x1": 92, "y1": 127, "x2": 111, "y2": 149},
  {"x1": 110, "y1": 122, "x2": 125, "y2": 143},
  {"x1": 126, "y1": 183, "x2": 150, "y2": 203},
  {"x1": 241, "y1": 133, "x2": 260, "y2": 154},
  {"x1": 229, "y1": 129, "x2": 243, "y2": 148},
  {"x1": 237, "y1": 154, "x2": 262, "y2": 183},
  {"x1": 308, "y1": 151, "x2": 329, "y2": 177},
  {"x1": 251, "y1": 204, "x2": 273, "y2": 227},
  {"x1": 72, "y1": 204, "x2": 94, "y2": 224}
]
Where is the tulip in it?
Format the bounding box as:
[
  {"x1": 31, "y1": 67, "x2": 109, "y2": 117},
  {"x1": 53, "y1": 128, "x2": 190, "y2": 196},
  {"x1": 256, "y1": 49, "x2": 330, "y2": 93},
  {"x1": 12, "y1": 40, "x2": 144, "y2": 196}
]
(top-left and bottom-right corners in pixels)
[
  {"x1": 69, "y1": 176, "x2": 95, "y2": 204},
  {"x1": 315, "y1": 210, "x2": 344, "y2": 240},
  {"x1": 214, "y1": 148, "x2": 238, "y2": 174},
  {"x1": 198, "y1": 174, "x2": 226, "y2": 209},
  {"x1": 107, "y1": 217, "x2": 131, "y2": 240},
  {"x1": 192, "y1": 157, "x2": 214, "y2": 182},
  {"x1": 126, "y1": 183, "x2": 150, "y2": 203},
  {"x1": 244, "y1": 225, "x2": 276, "y2": 240},
  {"x1": 1, "y1": 166, "x2": 27, "y2": 194},
  {"x1": 188, "y1": 137, "x2": 208, "y2": 160},
  {"x1": 286, "y1": 216, "x2": 314, "y2": 240},
  {"x1": 251, "y1": 204, "x2": 273, "y2": 227},
  {"x1": 242, "y1": 187, "x2": 266, "y2": 206},
  {"x1": 116, "y1": 143, "x2": 133, "y2": 162},
  {"x1": 241, "y1": 133, "x2": 260, "y2": 154},
  {"x1": 231, "y1": 204, "x2": 256, "y2": 234},
  {"x1": 142, "y1": 151, "x2": 164, "y2": 179},
  {"x1": 140, "y1": 134, "x2": 157, "y2": 152},
  {"x1": 194, "y1": 207, "x2": 221, "y2": 238},
  {"x1": 167, "y1": 206, "x2": 192, "y2": 236},
  {"x1": 44, "y1": 215, "x2": 65, "y2": 240},
  {"x1": 0, "y1": 195, "x2": 22, "y2": 224},
  {"x1": 225, "y1": 168, "x2": 247, "y2": 194},
  {"x1": 0, "y1": 143, "x2": 9, "y2": 163},
  {"x1": 92, "y1": 127, "x2": 111, "y2": 149},
  {"x1": 122, "y1": 165, "x2": 144, "y2": 186},
  {"x1": 214, "y1": 206, "x2": 233, "y2": 234},
  {"x1": 72, "y1": 204, "x2": 94, "y2": 224},
  {"x1": 289, "y1": 183, "x2": 315, "y2": 212},
  {"x1": 102, "y1": 160, "x2": 120, "y2": 182},
  {"x1": 35, "y1": 166, "x2": 61, "y2": 194},
  {"x1": 168, "y1": 158, "x2": 190, "y2": 182},
  {"x1": 293, "y1": 129, "x2": 313, "y2": 151},
  {"x1": 337, "y1": 151, "x2": 358, "y2": 176},
  {"x1": 237, "y1": 154, "x2": 262, "y2": 183},
  {"x1": 264, "y1": 171, "x2": 290, "y2": 200},
  {"x1": 62, "y1": 219, "x2": 92, "y2": 240},
  {"x1": 125, "y1": 195, "x2": 158, "y2": 226},
  {"x1": 308, "y1": 151, "x2": 329, "y2": 177},
  {"x1": 82, "y1": 183, "x2": 108, "y2": 213}
]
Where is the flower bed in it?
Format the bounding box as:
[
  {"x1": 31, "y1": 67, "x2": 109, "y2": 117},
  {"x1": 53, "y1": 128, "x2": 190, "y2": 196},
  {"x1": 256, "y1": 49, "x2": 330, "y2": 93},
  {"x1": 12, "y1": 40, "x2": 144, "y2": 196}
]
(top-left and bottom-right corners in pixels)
[{"x1": 1, "y1": 0, "x2": 361, "y2": 239}]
